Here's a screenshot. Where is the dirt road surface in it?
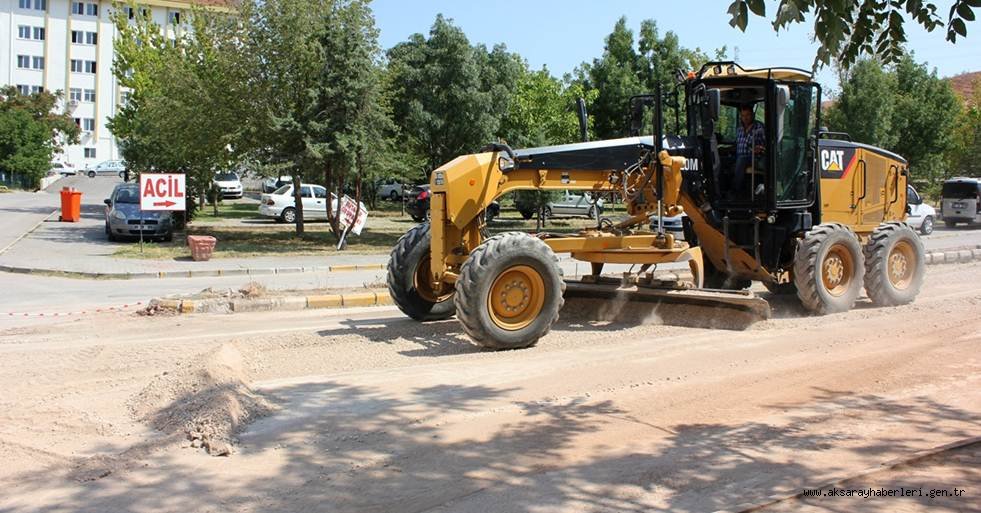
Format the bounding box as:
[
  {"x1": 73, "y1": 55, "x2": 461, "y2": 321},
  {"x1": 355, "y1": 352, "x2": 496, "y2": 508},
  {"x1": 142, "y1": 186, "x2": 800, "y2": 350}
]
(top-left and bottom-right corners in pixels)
[{"x1": 1, "y1": 262, "x2": 979, "y2": 513}]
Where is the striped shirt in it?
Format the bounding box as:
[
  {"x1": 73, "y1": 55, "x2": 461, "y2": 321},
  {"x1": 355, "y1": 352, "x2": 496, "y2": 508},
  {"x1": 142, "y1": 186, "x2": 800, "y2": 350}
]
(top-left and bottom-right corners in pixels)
[{"x1": 736, "y1": 121, "x2": 765, "y2": 157}]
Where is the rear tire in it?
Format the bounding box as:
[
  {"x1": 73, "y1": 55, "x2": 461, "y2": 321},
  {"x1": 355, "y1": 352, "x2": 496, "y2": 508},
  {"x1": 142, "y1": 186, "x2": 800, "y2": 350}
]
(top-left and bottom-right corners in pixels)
[
  {"x1": 88, "y1": 171, "x2": 96, "y2": 178},
  {"x1": 863, "y1": 222, "x2": 925, "y2": 307},
  {"x1": 389, "y1": 190, "x2": 399, "y2": 201},
  {"x1": 455, "y1": 232, "x2": 564, "y2": 350},
  {"x1": 793, "y1": 223, "x2": 865, "y2": 314},
  {"x1": 387, "y1": 223, "x2": 456, "y2": 322},
  {"x1": 281, "y1": 207, "x2": 296, "y2": 224},
  {"x1": 920, "y1": 216, "x2": 933, "y2": 235}
]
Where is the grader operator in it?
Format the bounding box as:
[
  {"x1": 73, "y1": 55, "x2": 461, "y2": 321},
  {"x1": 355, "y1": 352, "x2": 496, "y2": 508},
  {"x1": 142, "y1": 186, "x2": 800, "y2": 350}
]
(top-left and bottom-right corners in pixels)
[{"x1": 387, "y1": 62, "x2": 926, "y2": 350}]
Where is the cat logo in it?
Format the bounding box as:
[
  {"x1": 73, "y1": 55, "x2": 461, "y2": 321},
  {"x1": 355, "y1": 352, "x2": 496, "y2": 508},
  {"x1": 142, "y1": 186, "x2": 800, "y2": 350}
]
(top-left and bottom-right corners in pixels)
[
  {"x1": 819, "y1": 146, "x2": 855, "y2": 179},
  {"x1": 821, "y1": 149, "x2": 845, "y2": 172}
]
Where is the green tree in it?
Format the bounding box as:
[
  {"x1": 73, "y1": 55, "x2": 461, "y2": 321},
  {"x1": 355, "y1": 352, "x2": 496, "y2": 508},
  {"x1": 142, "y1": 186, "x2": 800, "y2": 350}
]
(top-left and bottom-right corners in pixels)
[
  {"x1": 726, "y1": 0, "x2": 979, "y2": 69},
  {"x1": 573, "y1": 17, "x2": 714, "y2": 140},
  {"x1": 946, "y1": 78, "x2": 981, "y2": 178},
  {"x1": 387, "y1": 15, "x2": 521, "y2": 175},
  {"x1": 0, "y1": 87, "x2": 79, "y2": 189},
  {"x1": 826, "y1": 56, "x2": 961, "y2": 191},
  {"x1": 826, "y1": 60, "x2": 899, "y2": 148}
]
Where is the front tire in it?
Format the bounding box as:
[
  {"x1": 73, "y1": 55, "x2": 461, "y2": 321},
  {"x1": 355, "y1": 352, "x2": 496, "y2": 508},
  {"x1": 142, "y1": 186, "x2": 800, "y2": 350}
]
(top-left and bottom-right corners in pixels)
[
  {"x1": 455, "y1": 232, "x2": 564, "y2": 350},
  {"x1": 387, "y1": 224, "x2": 456, "y2": 322},
  {"x1": 88, "y1": 171, "x2": 96, "y2": 178},
  {"x1": 863, "y1": 222, "x2": 925, "y2": 307},
  {"x1": 389, "y1": 190, "x2": 399, "y2": 201},
  {"x1": 793, "y1": 223, "x2": 865, "y2": 314}
]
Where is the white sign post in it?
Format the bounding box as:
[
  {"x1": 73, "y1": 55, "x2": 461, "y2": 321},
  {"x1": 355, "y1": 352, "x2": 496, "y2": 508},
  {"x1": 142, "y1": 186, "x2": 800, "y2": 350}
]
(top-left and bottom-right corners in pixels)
[{"x1": 139, "y1": 174, "x2": 187, "y2": 253}]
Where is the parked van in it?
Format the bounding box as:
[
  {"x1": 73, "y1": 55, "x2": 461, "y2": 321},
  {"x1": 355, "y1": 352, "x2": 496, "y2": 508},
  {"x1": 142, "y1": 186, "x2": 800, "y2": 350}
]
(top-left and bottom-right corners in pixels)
[{"x1": 940, "y1": 177, "x2": 981, "y2": 227}]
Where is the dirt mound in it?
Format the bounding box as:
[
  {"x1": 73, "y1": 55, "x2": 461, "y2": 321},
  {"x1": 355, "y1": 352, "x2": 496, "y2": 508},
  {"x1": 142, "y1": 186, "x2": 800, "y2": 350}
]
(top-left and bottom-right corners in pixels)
[{"x1": 129, "y1": 343, "x2": 275, "y2": 456}]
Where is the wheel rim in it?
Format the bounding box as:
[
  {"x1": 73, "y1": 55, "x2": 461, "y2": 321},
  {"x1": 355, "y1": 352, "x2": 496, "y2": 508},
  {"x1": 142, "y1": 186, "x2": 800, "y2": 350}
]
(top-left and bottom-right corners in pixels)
[
  {"x1": 413, "y1": 254, "x2": 452, "y2": 303},
  {"x1": 888, "y1": 240, "x2": 916, "y2": 290},
  {"x1": 487, "y1": 265, "x2": 546, "y2": 331},
  {"x1": 821, "y1": 243, "x2": 855, "y2": 297},
  {"x1": 285, "y1": 210, "x2": 295, "y2": 222},
  {"x1": 923, "y1": 218, "x2": 932, "y2": 233}
]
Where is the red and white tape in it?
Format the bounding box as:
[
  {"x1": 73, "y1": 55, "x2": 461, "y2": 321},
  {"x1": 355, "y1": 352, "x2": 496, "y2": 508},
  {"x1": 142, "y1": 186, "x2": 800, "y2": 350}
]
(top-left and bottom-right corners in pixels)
[{"x1": 3, "y1": 302, "x2": 143, "y2": 318}]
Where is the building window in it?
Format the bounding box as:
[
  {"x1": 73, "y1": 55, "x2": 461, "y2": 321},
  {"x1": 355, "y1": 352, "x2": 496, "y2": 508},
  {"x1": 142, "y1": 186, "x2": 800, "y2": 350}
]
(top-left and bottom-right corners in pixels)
[
  {"x1": 123, "y1": 6, "x2": 134, "y2": 19},
  {"x1": 34, "y1": 0, "x2": 46, "y2": 9},
  {"x1": 169, "y1": 11, "x2": 181, "y2": 24},
  {"x1": 33, "y1": 27, "x2": 45, "y2": 40},
  {"x1": 120, "y1": 91, "x2": 132, "y2": 106},
  {"x1": 18, "y1": 26, "x2": 30, "y2": 39},
  {"x1": 17, "y1": 55, "x2": 30, "y2": 69},
  {"x1": 84, "y1": 89, "x2": 96, "y2": 102},
  {"x1": 71, "y1": 31, "x2": 97, "y2": 45},
  {"x1": 72, "y1": 60, "x2": 97, "y2": 74},
  {"x1": 86, "y1": 32, "x2": 98, "y2": 45},
  {"x1": 19, "y1": 0, "x2": 31, "y2": 8},
  {"x1": 17, "y1": 85, "x2": 31, "y2": 95},
  {"x1": 70, "y1": 88, "x2": 82, "y2": 102},
  {"x1": 86, "y1": 3, "x2": 98, "y2": 16},
  {"x1": 32, "y1": 56, "x2": 45, "y2": 70},
  {"x1": 82, "y1": 119, "x2": 96, "y2": 132},
  {"x1": 31, "y1": 86, "x2": 44, "y2": 94},
  {"x1": 84, "y1": 148, "x2": 97, "y2": 159},
  {"x1": 71, "y1": 30, "x2": 82, "y2": 43},
  {"x1": 71, "y1": 1, "x2": 83, "y2": 14}
]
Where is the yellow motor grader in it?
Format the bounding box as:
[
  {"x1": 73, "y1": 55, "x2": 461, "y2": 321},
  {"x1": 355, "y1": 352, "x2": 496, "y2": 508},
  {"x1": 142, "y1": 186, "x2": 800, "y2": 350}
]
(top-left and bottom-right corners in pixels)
[{"x1": 387, "y1": 62, "x2": 925, "y2": 349}]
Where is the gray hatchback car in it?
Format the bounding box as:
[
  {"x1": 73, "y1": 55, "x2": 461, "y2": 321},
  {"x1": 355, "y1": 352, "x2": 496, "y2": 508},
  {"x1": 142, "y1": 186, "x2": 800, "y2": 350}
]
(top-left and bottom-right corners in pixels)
[{"x1": 104, "y1": 184, "x2": 174, "y2": 242}]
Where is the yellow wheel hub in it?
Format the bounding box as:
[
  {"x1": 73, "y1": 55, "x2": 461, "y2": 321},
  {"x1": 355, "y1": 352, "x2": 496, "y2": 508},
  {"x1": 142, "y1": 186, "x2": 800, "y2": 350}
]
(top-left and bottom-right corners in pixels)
[
  {"x1": 821, "y1": 244, "x2": 854, "y2": 297},
  {"x1": 488, "y1": 265, "x2": 546, "y2": 331},
  {"x1": 888, "y1": 241, "x2": 915, "y2": 290}
]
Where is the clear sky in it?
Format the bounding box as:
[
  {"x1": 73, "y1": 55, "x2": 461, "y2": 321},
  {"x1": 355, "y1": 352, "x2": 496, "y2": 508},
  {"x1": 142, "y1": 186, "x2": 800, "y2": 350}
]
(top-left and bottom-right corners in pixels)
[{"x1": 372, "y1": 0, "x2": 981, "y2": 95}]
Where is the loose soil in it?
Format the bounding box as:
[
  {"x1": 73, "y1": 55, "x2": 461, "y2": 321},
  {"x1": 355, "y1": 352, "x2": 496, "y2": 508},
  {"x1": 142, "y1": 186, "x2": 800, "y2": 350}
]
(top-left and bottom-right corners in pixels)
[{"x1": 1, "y1": 262, "x2": 979, "y2": 512}]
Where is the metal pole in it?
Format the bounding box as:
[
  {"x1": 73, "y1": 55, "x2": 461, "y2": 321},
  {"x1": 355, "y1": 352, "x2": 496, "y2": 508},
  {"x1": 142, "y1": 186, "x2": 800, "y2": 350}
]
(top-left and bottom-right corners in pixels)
[{"x1": 139, "y1": 211, "x2": 144, "y2": 254}]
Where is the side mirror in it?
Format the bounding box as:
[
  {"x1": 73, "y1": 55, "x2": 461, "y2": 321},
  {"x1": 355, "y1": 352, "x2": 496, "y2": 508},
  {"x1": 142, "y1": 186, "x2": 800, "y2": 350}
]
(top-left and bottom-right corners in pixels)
[
  {"x1": 104, "y1": 199, "x2": 112, "y2": 206},
  {"x1": 576, "y1": 98, "x2": 589, "y2": 142},
  {"x1": 706, "y1": 89, "x2": 720, "y2": 122}
]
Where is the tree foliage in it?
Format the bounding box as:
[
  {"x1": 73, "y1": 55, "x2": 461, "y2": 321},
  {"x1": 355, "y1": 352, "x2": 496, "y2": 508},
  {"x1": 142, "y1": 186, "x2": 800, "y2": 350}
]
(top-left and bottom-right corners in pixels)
[
  {"x1": 571, "y1": 17, "x2": 715, "y2": 140},
  {"x1": 947, "y1": 78, "x2": 981, "y2": 178},
  {"x1": 826, "y1": 55, "x2": 961, "y2": 192},
  {"x1": 727, "y1": 0, "x2": 979, "y2": 69},
  {"x1": 0, "y1": 87, "x2": 79, "y2": 189}
]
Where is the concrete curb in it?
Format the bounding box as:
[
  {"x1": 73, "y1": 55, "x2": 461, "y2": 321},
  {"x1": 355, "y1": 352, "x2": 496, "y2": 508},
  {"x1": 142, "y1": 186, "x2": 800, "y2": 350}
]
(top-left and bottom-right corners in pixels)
[
  {"x1": 0, "y1": 262, "x2": 386, "y2": 280},
  {"x1": 150, "y1": 289, "x2": 393, "y2": 314}
]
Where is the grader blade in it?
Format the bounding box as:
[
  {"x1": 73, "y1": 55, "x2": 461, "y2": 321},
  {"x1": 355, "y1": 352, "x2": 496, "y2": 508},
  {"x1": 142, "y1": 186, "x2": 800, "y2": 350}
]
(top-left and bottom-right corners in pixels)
[{"x1": 563, "y1": 280, "x2": 771, "y2": 330}]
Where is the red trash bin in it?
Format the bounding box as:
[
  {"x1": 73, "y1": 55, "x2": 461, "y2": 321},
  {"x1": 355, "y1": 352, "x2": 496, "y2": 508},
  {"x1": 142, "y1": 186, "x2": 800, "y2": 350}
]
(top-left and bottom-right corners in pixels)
[{"x1": 60, "y1": 187, "x2": 82, "y2": 222}]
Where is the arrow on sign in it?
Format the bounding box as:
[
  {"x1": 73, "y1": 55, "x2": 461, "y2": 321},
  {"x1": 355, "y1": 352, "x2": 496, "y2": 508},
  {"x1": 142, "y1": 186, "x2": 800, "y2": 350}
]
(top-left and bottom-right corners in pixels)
[{"x1": 153, "y1": 200, "x2": 176, "y2": 207}]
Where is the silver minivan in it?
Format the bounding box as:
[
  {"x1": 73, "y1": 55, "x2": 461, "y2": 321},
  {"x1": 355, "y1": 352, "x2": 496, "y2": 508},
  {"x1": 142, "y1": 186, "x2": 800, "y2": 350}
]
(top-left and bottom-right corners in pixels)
[{"x1": 940, "y1": 177, "x2": 981, "y2": 227}]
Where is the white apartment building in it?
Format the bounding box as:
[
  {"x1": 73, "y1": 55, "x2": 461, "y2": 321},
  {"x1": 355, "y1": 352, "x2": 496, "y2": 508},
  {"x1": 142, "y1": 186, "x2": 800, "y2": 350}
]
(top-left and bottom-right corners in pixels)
[{"x1": 1, "y1": 0, "x2": 221, "y2": 168}]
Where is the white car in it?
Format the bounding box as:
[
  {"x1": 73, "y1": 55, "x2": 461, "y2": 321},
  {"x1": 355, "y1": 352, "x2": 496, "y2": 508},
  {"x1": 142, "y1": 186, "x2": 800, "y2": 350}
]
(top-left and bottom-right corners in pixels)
[
  {"x1": 213, "y1": 172, "x2": 244, "y2": 199},
  {"x1": 377, "y1": 178, "x2": 407, "y2": 201},
  {"x1": 259, "y1": 184, "x2": 366, "y2": 225},
  {"x1": 86, "y1": 160, "x2": 126, "y2": 178},
  {"x1": 906, "y1": 185, "x2": 936, "y2": 235},
  {"x1": 51, "y1": 161, "x2": 77, "y2": 176}
]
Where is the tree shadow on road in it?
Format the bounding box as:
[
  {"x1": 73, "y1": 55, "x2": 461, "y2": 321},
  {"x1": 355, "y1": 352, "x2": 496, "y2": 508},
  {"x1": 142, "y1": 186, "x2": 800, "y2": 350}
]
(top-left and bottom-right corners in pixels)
[{"x1": 7, "y1": 379, "x2": 978, "y2": 513}]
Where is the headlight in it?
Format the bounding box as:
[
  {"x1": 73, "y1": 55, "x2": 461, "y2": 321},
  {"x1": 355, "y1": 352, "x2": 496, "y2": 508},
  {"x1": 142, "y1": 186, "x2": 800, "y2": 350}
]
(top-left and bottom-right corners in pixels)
[{"x1": 112, "y1": 211, "x2": 127, "y2": 220}]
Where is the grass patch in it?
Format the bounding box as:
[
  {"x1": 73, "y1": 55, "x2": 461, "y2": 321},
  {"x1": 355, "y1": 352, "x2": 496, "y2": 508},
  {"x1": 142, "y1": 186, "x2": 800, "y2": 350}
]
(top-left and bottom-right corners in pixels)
[
  {"x1": 112, "y1": 206, "x2": 627, "y2": 260},
  {"x1": 194, "y1": 201, "x2": 263, "y2": 221}
]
